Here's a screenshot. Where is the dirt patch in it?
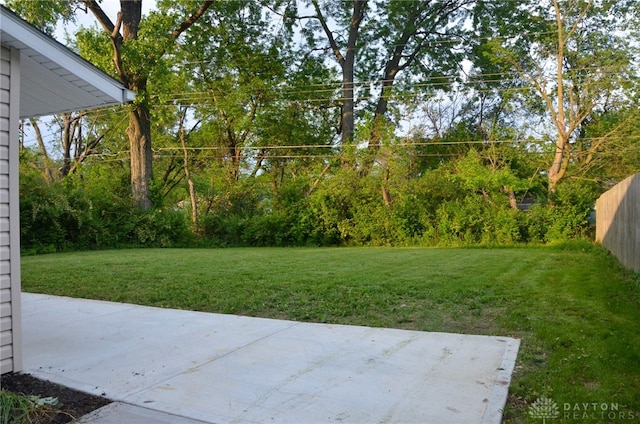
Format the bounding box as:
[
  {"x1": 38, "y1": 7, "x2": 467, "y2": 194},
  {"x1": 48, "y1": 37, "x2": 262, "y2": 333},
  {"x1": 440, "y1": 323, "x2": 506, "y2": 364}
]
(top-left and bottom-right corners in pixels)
[{"x1": 1, "y1": 372, "x2": 111, "y2": 424}]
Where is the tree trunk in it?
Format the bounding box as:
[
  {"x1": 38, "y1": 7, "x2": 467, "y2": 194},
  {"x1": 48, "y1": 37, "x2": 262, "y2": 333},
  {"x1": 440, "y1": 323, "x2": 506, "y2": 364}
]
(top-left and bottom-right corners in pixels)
[
  {"x1": 29, "y1": 118, "x2": 55, "y2": 183},
  {"x1": 312, "y1": 0, "x2": 366, "y2": 148},
  {"x1": 179, "y1": 115, "x2": 198, "y2": 233},
  {"x1": 546, "y1": 0, "x2": 592, "y2": 194},
  {"x1": 547, "y1": 137, "x2": 569, "y2": 194},
  {"x1": 119, "y1": 1, "x2": 153, "y2": 208},
  {"x1": 83, "y1": 0, "x2": 213, "y2": 209},
  {"x1": 127, "y1": 103, "x2": 153, "y2": 209},
  {"x1": 341, "y1": 0, "x2": 366, "y2": 147},
  {"x1": 59, "y1": 114, "x2": 74, "y2": 178},
  {"x1": 505, "y1": 187, "x2": 518, "y2": 210},
  {"x1": 381, "y1": 166, "x2": 392, "y2": 207},
  {"x1": 341, "y1": 55, "x2": 355, "y2": 146},
  {"x1": 359, "y1": 0, "x2": 441, "y2": 191}
]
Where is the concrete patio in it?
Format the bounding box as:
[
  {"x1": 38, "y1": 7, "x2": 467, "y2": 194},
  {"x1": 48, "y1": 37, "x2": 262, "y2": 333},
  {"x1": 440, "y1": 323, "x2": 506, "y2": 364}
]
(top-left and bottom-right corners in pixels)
[{"x1": 19, "y1": 293, "x2": 520, "y2": 423}]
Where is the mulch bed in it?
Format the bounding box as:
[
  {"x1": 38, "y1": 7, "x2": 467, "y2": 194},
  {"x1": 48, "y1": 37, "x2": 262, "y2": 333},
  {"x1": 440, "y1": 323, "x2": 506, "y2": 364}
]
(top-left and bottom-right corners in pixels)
[{"x1": 1, "y1": 372, "x2": 111, "y2": 424}]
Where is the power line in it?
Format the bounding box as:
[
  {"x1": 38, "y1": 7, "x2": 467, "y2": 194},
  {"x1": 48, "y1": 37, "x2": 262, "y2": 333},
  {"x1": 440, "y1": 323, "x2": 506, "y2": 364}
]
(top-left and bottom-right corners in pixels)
[
  {"x1": 25, "y1": 133, "x2": 640, "y2": 168},
  {"x1": 150, "y1": 63, "x2": 633, "y2": 100},
  {"x1": 26, "y1": 135, "x2": 637, "y2": 160}
]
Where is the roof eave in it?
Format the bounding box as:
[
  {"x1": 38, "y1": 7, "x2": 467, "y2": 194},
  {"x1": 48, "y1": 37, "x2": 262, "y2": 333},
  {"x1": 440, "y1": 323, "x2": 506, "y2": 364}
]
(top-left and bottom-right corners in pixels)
[{"x1": 0, "y1": 5, "x2": 135, "y2": 116}]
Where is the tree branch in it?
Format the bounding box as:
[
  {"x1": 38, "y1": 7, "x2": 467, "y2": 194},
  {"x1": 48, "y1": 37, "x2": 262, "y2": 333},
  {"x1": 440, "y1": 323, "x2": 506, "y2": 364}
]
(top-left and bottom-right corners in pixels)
[
  {"x1": 111, "y1": 11, "x2": 123, "y2": 39},
  {"x1": 563, "y1": 0, "x2": 592, "y2": 43},
  {"x1": 171, "y1": 1, "x2": 215, "y2": 39},
  {"x1": 264, "y1": 3, "x2": 315, "y2": 21},
  {"x1": 81, "y1": 1, "x2": 129, "y2": 84},
  {"x1": 81, "y1": 0, "x2": 116, "y2": 35},
  {"x1": 311, "y1": 0, "x2": 345, "y2": 66}
]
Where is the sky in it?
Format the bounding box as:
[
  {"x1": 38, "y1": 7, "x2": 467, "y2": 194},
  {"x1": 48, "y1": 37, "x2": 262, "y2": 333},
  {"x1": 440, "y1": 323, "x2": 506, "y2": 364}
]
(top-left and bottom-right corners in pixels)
[{"x1": 54, "y1": 0, "x2": 157, "y2": 43}]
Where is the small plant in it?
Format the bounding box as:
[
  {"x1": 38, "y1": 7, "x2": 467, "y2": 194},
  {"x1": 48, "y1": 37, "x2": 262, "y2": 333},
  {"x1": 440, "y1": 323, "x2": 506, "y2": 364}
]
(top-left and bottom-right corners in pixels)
[{"x1": 0, "y1": 390, "x2": 61, "y2": 424}]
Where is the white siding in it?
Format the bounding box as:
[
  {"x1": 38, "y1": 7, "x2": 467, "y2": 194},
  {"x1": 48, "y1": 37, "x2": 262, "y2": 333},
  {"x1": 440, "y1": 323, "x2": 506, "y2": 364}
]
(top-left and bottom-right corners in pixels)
[
  {"x1": 0, "y1": 44, "x2": 22, "y2": 375},
  {"x1": 1, "y1": 7, "x2": 130, "y2": 376}
]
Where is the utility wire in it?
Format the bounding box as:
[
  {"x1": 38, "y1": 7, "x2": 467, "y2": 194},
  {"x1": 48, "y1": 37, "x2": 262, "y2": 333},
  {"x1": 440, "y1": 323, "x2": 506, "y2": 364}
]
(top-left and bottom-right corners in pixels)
[
  {"x1": 25, "y1": 136, "x2": 639, "y2": 162},
  {"x1": 150, "y1": 63, "x2": 633, "y2": 100}
]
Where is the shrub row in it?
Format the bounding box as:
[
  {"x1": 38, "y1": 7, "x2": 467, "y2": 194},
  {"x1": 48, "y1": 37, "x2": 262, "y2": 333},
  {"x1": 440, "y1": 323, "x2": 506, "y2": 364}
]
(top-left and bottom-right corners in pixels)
[
  {"x1": 20, "y1": 170, "x2": 192, "y2": 254},
  {"x1": 20, "y1": 162, "x2": 597, "y2": 253}
]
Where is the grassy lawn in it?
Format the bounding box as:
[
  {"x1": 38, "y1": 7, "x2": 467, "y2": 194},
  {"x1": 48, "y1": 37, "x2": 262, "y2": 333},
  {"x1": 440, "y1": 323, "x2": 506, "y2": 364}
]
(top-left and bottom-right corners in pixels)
[{"x1": 21, "y1": 244, "x2": 640, "y2": 423}]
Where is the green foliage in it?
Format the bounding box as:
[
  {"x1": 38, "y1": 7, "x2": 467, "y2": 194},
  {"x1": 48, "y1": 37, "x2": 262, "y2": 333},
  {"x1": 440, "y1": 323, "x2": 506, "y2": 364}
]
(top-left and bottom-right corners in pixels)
[
  {"x1": 0, "y1": 390, "x2": 59, "y2": 424},
  {"x1": 434, "y1": 197, "x2": 521, "y2": 245},
  {"x1": 19, "y1": 167, "x2": 86, "y2": 253},
  {"x1": 73, "y1": 28, "x2": 116, "y2": 78},
  {"x1": 478, "y1": 0, "x2": 638, "y2": 191},
  {"x1": 133, "y1": 208, "x2": 192, "y2": 248},
  {"x1": 454, "y1": 149, "x2": 528, "y2": 196},
  {"x1": 241, "y1": 212, "x2": 295, "y2": 247},
  {"x1": 19, "y1": 161, "x2": 193, "y2": 253},
  {"x1": 527, "y1": 180, "x2": 599, "y2": 242},
  {"x1": 3, "y1": 0, "x2": 75, "y2": 34},
  {"x1": 14, "y1": 0, "x2": 629, "y2": 253},
  {"x1": 20, "y1": 147, "x2": 600, "y2": 252}
]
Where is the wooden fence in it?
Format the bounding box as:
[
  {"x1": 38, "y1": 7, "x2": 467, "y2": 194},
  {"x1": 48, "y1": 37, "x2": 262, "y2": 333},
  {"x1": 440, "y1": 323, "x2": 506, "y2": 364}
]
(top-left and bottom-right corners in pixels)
[{"x1": 595, "y1": 173, "x2": 640, "y2": 271}]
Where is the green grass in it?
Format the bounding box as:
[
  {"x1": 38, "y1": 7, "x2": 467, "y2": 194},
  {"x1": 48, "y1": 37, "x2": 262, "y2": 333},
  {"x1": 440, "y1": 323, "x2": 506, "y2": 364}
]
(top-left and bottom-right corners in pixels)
[
  {"x1": 0, "y1": 390, "x2": 61, "y2": 424},
  {"x1": 21, "y1": 245, "x2": 640, "y2": 423}
]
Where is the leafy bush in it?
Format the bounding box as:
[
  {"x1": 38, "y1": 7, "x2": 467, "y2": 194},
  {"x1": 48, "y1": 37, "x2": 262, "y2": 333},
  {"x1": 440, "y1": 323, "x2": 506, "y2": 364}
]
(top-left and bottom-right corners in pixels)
[
  {"x1": 546, "y1": 181, "x2": 598, "y2": 240},
  {"x1": 19, "y1": 150, "x2": 599, "y2": 251},
  {"x1": 133, "y1": 208, "x2": 192, "y2": 247},
  {"x1": 20, "y1": 171, "x2": 85, "y2": 253},
  {"x1": 20, "y1": 165, "x2": 193, "y2": 252},
  {"x1": 241, "y1": 212, "x2": 293, "y2": 247},
  {"x1": 435, "y1": 197, "x2": 486, "y2": 245},
  {"x1": 521, "y1": 181, "x2": 598, "y2": 243}
]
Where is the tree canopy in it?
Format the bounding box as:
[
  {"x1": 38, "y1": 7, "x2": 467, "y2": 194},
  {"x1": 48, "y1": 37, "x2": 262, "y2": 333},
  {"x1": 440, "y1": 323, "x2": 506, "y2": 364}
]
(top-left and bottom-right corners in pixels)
[{"x1": 7, "y1": 0, "x2": 639, "y2": 251}]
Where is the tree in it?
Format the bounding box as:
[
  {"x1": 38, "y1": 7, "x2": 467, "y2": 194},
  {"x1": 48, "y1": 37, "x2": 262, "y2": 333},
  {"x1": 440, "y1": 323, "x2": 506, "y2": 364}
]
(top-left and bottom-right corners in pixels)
[
  {"x1": 293, "y1": 0, "x2": 477, "y2": 206},
  {"x1": 483, "y1": 0, "x2": 638, "y2": 193},
  {"x1": 79, "y1": 0, "x2": 214, "y2": 208},
  {"x1": 177, "y1": 107, "x2": 199, "y2": 231},
  {"x1": 299, "y1": 0, "x2": 367, "y2": 147},
  {"x1": 172, "y1": 0, "x2": 289, "y2": 186},
  {"x1": 21, "y1": 119, "x2": 55, "y2": 184},
  {"x1": 174, "y1": 1, "x2": 337, "y2": 193},
  {"x1": 18, "y1": 109, "x2": 122, "y2": 185},
  {"x1": 364, "y1": 0, "x2": 474, "y2": 153},
  {"x1": 4, "y1": 0, "x2": 75, "y2": 35},
  {"x1": 296, "y1": 0, "x2": 477, "y2": 150},
  {"x1": 7, "y1": 0, "x2": 214, "y2": 208},
  {"x1": 573, "y1": 106, "x2": 640, "y2": 185},
  {"x1": 361, "y1": 0, "x2": 475, "y2": 204}
]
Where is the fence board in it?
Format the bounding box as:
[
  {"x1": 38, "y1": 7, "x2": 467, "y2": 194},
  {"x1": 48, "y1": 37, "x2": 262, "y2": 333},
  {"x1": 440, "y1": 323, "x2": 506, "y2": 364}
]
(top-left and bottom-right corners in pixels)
[{"x1": 596, "y1": 173, "x2": 640, "y2": 271}]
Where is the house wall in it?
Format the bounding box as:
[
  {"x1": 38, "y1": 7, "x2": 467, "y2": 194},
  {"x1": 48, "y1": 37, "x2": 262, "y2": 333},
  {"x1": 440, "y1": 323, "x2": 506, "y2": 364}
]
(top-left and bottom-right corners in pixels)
[
  {"x1": 596, "y1": 173, "x2": 640, "y2": 272},
  {"x1": 0, "y1": 44, "x2": 22, "y2": 375}
]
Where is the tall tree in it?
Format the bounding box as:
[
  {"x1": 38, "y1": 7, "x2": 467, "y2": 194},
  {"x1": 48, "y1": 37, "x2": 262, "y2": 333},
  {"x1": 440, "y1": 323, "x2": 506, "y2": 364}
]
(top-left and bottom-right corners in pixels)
[
  {"x1": 483, "y1": 0, "x2": 638, "y2": 193},
  {"x1": 295, "y1": 0, "x2": 476, "y2": 201},
  {"x1": 78, "y1": 0, "x2": 214, "y2": 208},
  {"x1": 365, "y1": 0, "x2": 474, "y2": 153},
  {"x1": 172, "y1": 0, "x2": 337, "y2": 194},
  {"x1": 301, "y1": 0, "x2": 367, "y2": 147},
  {"x1": 359, "y1": 0, "x2": 474, "y2": 203},
  {"x1": 175, "y1": 0, "x2": 289, "y2": 183},
  {"x1": 6, "y1": 0, "x2": 214, "y2": 208}
]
